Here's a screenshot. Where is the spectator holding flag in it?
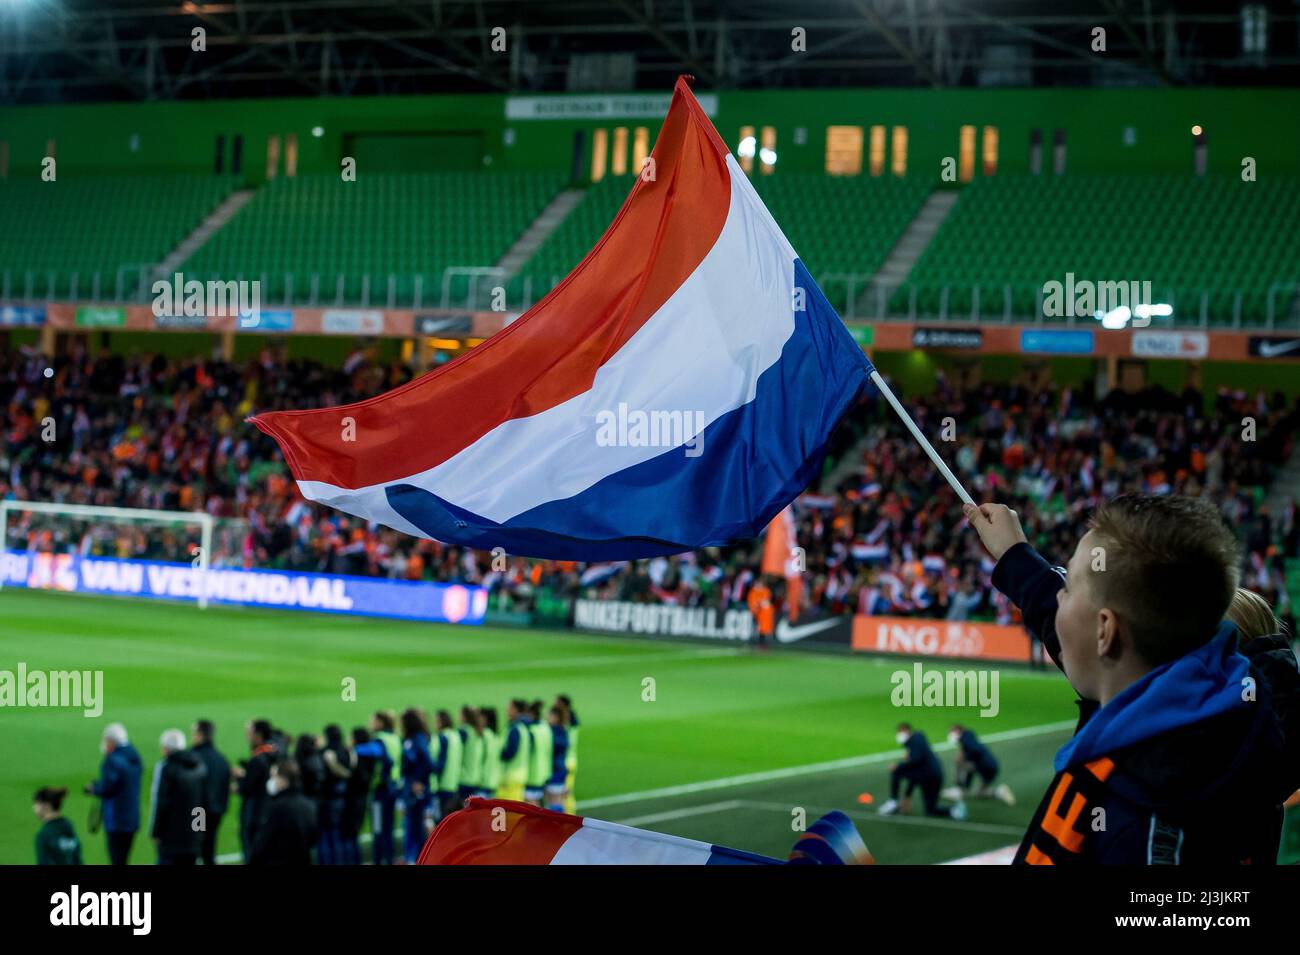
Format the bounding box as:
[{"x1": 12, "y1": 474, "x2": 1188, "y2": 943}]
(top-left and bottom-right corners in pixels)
[{"x1": 965, "y1": 495, "x2": 1300, "y2": 864}]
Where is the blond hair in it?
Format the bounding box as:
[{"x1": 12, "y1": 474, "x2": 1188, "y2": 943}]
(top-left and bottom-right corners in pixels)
[{"x1": 1227, "y1": 588, "x2": 1280, "y2": 643}]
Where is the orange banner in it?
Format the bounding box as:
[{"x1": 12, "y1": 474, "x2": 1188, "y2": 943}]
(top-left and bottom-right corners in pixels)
[{"x1": 851, "y1": 615, "x2": 1033, "y2": 663}]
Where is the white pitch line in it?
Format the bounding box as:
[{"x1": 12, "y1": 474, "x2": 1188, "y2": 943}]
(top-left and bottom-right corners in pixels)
[
  {"x1": 737, "y1": 799, "x2": 1027, "y2": 836},
  {"x1": 398, "y1": 646, "x2": 744, "y2": 677},
  {"x1": 577, "y1": 719, "x2": 1076, "y2": 811},
  {"x1": 940, "y1": 844, "x2": 1019, "y2": 865},
  {"x1": 613, "y1": 800, "x2": 745, "y2": 827}
]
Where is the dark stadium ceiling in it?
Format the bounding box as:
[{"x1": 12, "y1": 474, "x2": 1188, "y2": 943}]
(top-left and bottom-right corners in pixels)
[{"x1": 0, "y1": 0, "x2": 1297, "y2": 104}]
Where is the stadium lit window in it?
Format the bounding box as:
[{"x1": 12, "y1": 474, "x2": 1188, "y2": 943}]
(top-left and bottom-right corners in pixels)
[
  {"x1": 825, "y1": 125, "x2": 864, "y2": 176},
  {"x1": 958, "y1": 125, "x2": 976, "y2": 182},
  {"x1": 1192, "y1": 124, "x2": 1208, "y2": 177},
  {"x1": 891, "y1": 126, "x2": 908, "y2": 176},
  {"x1": 1241, "y1": 4, "x2": 1268, "y2": 58},
  {"x1": 590, "y1": 128, "x2": 608, "y2": 182},
  {"x1": 1029, "y1": 128, "x2": 1043, "y2": 175},
  {"x1": 982, "y1": 126, "x2": 998, "y2": 176},
  {"x1": 737, "y1": 125, "x2": 756, "y2": 174},
  {"x1": 759, "y1": 126, "x2": 777, "y2": 175},
  {"x1": 266, "y1": 134, "x2": 281, "y2": 180},
  {"x1": 632, "y1": 127, "x2": 650, "y2": 175},
  {"x1": 869, "y1": 125, "x2": 886, "y2": 176},
  {"x1": 611, "y1": 127, "x2": 628, "y2": 176},
  {"x1": 1052, "y1": 128, "x2": 1066, "y2": 175},
  {"x1": 285, "y1": 132, "x2": 298, "y2": 178}
]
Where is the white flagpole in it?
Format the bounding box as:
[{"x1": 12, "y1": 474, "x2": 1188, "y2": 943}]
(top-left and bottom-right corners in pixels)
[{"x1": 869, "y1": 369, "x2": 976, "y2": 507}]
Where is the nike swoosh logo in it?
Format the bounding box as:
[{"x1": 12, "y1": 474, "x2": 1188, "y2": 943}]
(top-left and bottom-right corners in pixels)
[
  {"x1": 775, "y1": 618, "x2": 843, "y2": 643},
  {"x1": 1259, "y1": 339, "x2": 1300, "y2": 358}
]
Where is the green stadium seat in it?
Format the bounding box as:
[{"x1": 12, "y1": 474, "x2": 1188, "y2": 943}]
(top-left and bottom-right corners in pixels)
[{"x1": 0, "y1": 175, "x2": 237, "y2": 301}]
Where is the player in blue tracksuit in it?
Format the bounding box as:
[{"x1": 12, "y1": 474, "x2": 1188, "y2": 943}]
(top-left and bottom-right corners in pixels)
[
  {"x1": 946, "y1": 724, "x2": 1015, "y2": 805},
  {"x1": 544, "y1": 705, "x2": 570, "y2": 812},
  {"x1": 355, "y1": 711, "x2": 400, "y2": 865},
  {"x1": 398, "y1": 708, "x2": 434, "y2": 864},
  {"x1": 879, "y1": 723, "x2": 966, "y2": 819}
]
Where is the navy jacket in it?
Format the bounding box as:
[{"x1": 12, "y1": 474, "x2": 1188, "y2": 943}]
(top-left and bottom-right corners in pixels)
[
  {"x1": 898, "y1": 731, "x2": 942, "y2": 781},
  {"x1": 958, "y1": 730, "x2": 998, "y2": 776},
  {"x1": 91, "y1": 743, "x2": 143, "y2": 834},
  {"x1": 993, "y1": 542, "x2": 1300, "y2": 865}
]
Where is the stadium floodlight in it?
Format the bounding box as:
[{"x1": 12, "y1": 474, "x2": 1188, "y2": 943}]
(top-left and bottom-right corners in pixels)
[
  {"x1": 0, "y1": 501, "x2": 214, "y2": 609},
  {"x1": 1096, "y1": 302, "x2": 1173, "y2": 328}
]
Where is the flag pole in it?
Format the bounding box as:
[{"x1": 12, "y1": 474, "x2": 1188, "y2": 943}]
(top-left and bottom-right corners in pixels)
[{"x1": 869, "y1": 369, "x2": 977, "y2": 507}]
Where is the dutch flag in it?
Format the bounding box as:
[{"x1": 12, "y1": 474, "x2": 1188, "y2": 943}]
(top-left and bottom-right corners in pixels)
[
  {"x1": 416, "y1": 798, "x2": 873, "y2": 866},
  {"x1": 250, "y1": 77, "x2": 873, "y2": 560}
]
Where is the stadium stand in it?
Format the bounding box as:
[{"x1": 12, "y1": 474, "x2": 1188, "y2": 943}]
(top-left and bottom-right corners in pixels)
[
  {"x1": 752, "y1": 174, "x2": 930, "y2": 311},
  {"x1": 181, "y1": 171, "x2": 564, "y2": 307},
  {"x1": 2, "y1": 345, "x2": 1294, "y2": 636},
  {"x1": 507, "y1": 174, "x2": 930, "y2": 312},
  {"x1": 507, "y1": 174, "x2": 634, "y2": 306},
  {"x1": 0, "y1": 175, "x2": 238, "y2": 301},
  {"x1": 893, "y1": 175, "x2": 1300, "y2": 325}
]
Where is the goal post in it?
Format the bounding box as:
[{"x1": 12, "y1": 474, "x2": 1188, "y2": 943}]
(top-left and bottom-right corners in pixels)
[{"x1": 0, "y1": 501, "x2": 215, "y2": 609}]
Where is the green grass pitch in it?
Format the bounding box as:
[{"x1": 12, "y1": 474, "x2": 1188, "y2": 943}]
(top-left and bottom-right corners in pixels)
[{"x1": 0, "y1": 588, "x2": 1077, "y2": 864}]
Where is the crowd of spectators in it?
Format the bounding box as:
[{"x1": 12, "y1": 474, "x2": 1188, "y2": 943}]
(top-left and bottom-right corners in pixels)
[{"x1": 2, "y1": 342, "x2": 1296, "y2": 632}]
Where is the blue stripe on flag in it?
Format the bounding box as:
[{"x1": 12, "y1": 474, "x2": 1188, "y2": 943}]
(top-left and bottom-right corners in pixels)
[{"x1": 385, "y1": 259, "x2": 871, "y2": 560}]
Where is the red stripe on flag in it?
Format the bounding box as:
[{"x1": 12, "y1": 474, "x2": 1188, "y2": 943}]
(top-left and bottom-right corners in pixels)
[
  {"x1": 416, "y1": 798, "x2": 584, "y2": 865},
  {"x1": 250, "y1": 77, "x2": 731, "y2": 490}
]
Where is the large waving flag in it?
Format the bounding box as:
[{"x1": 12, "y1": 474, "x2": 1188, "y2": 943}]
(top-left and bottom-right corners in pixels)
[
  {"x1": 251, "y1": 77, "x2": 872, "y2": 560},
  {"x1": 416, "y1": 798, "x2": 874, "y2": 865}
]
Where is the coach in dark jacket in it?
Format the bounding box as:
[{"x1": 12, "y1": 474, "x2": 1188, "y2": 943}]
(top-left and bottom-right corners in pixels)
[
  {"x1": 151, "y1": 729, "x2": 207, "y2": 865},
  {"x1": 249, "y1": 758, "x2": 318, "y2": 866},
  {"x1": 236, "y1": 719, "x2": 277, "y2": 861},
  {"x1": 86, "y1": 722, "x2": 143, "y2": 865},
  {"x1": 191, "y1": 719, "x2": 231, "y2": 865}
]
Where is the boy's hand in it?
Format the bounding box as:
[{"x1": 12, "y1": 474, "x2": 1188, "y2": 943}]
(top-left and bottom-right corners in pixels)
[{"x1": 962, "y1": 503, "x2": 1027, "y2": 561}]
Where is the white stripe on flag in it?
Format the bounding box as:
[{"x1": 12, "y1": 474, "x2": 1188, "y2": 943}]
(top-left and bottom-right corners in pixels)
[
  {"x1": 550, "y1": 816, "x2": 718, "y2": 865},
  {"x1": 297, "y1": 154, "x2": 799, "y2": 528}
]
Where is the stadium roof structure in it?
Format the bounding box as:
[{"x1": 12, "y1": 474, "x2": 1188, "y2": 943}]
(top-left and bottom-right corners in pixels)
[{"x1": 0, "y1": 0, "x2": 1297, "y2": 105}]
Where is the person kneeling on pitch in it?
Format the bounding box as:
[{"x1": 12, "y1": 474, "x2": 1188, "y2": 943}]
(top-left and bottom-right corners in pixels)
[
  {"x1": 880, "y1": 723, "x2": 966, "y2": 820},
  {"x1": 943, "y1": 724, "x2": 1015, "y2": 805}
]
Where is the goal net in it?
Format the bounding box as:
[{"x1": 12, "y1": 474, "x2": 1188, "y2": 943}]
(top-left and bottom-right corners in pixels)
[{"x1": 0, "y1": 501, "x2": 220, "y2": 609}]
